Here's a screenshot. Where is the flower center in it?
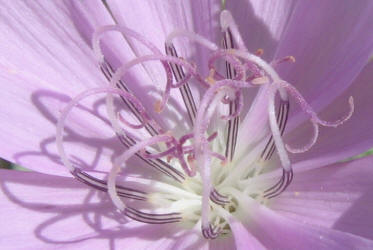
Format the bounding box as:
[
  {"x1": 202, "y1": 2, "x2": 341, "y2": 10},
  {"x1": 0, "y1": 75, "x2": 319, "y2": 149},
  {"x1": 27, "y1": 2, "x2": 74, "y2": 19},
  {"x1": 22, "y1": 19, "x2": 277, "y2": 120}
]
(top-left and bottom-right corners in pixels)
[{"x1": 56, "y1": 10, "x2": 354, "y2": 239}]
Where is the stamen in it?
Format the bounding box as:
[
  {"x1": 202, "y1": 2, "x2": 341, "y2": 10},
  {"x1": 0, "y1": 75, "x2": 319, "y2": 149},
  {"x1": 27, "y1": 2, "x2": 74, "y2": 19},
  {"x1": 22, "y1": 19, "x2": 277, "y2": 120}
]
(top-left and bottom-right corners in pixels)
[
  {"x1": 107, "y1": 134, "x2": 181, "y2": 219},
  {"x1": 100, "y1": 61, "x2": 160, "y2": 136},
  {"x1": 255, "y1": 48, "x2": 264, "y2": 56},
  {"x1": 206, "y1": 69, "x2": 217, "y2": 85},
  {"x1": 252, "y1": 76, "x2": 270, "y2": 85},
  {"x1": 71, "y1": 168, "x2": 147, "y2": 201},
  {"x1": 124, "y1": 207, "x2": 182, "y2": 224},
  {"x1": 265, "y1": 81, "x2": 353, "y2": 155},
  {"x1": 263, "y1": 169, "x2": 293, "y2": 199},
  {"x1": 276, "y1": 81, "x2": 354, "y2": 128},
  {"x1": 117, "y1": 134, "x2": 185, "y2": 182},
  {"x1": 55, "y1": 85, "x2": 184, "y2": 183},
  {"x1": 140, "y1": 146, "x2": 176, "y2": 160},
  {"x1": 228, "y1": 49, "x2": 281, "y2": 83},
  {"x1": 54, "y1": 8, "x2": 359, "y2": 240},
  {"x1": 107, "y1": 54, "x2": 197, "y2": 126},
  {"x1": 208, "y1": 49, "x2": 246, "y2": 81},
  {"x1": 117, "y1": 109, "x2": 147, "y2": 130},
  {"x1": 267, "y1": 86, "x2": 291, "y2": 172},
  {"x1": 262, "y1": 85, "x2": 294, "y2": 198},
  {"x1": 286, "y1": 121, "x2": 319, "y2": 154},
  {"x1": 186, "y1": 154, "x2": 196, "y2": 172},
  {"x1": 194, "y1": 79, "x2": 257, "y2": 136},
  {"x1": 140, "y1": 132, "x2": 199, "y2": 177},
  {"x1": 220, "y1": 91, "x2": 243, "y2": 120},
  {"x1": 245, "y1": 62, "x2": 263, "y2": 82},
  {"x1": 210, "y1": 188, "x2": 229, "y2": 206},
  {"x1": 180, "y1": 132, "x2": 225, "y2": 169},
  {"x1": 262, "y1": 77, "x2": 352, "y2": 197},
  {"x1": 223, "y1": 38, "x2": 241, "y2": 160},
  {"x1": 165, "y1": 43, "x2": 197, "y2": 124},
  {"x1": 93, "y1": 24, "x2": 175, "y2": 114},
  {"x1": 179, "y1": 132, "x2": 218, "y2": 146},
  {"x1": 165, "y1": 29, "x2": 222, "y2": 88},
  {"x1": 56, "y1": 87, "x2": 150, "y2": 173},
  {"x1": 193, "y1": 79, "x2": 258, "y2": 236},
  {"x1": 261, "y1": 100, "x2": 290, "y2": 160},
  {"x1": 208, "y1": 150, "x2": 227, "y2": 163},
  {"x1": 202, "y1": 224, "x2": 221, "y2": 239},
  {"x1": 220, "y1": 10, "x2": 247, "y2": 51},
  {"x1": 271, "y1": 56, "x2": 296, "y2": 67}
]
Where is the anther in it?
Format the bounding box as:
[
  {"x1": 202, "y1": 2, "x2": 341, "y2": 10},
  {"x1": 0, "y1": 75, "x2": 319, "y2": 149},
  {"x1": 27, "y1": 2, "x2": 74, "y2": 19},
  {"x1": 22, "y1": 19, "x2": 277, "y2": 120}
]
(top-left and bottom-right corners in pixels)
[
  {"x1": 271, "y1": 56, "x2": 296, "y2": 67},
  {"x1": 187, "y1": 154, "x2": 195, "y2": 164},
  {"x1": 252, "y1": 76, "x2": 270, "y2": 85},
  {"x1": 206, "y1": 69, "x2": 217, "y2": 85},
  {"x1": 255, "y1": 48, "x2": 264, "y2": 56},
  {"x1": 154, "y1": 100, "x2": 163, "y2": 113}
]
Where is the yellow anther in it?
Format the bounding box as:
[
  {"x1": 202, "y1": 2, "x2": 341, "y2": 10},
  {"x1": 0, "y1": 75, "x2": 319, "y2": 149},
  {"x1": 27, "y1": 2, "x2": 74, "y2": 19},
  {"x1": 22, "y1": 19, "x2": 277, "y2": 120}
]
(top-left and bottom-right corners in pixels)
[
  {"x1": 287, "y1": 56, "x2": 296, "y2": 63},
  {"x1": 205, "y1": 68, "x2": 216, "y2": 85},
  {"x1": 220, "y1": 158, "x2": 228, "y2": 166},
  {"x1": 252, "y1": 76, "x2": 269, "y2": 85},
  {"x1": 227, "y1": 48, "x2": 235, "y2": 54},
  {"x1": 154, "y1": 100, "x2": 163, "y2": 113},
  {"x1": 255, "y1": 48, "x2": 264, "y2": 56},
  {"x1": 206, "y1": 76, "x2": 215, "y2": 85},
  {"x1": 187, "y1": 154, "x2": 195, "y2": 164},
  {"x1": 167, "y1": 155, "x2": 173, "y2": 163},
  {"x1": 164, "y1": 130, "x2": 173, "y2": 137}
]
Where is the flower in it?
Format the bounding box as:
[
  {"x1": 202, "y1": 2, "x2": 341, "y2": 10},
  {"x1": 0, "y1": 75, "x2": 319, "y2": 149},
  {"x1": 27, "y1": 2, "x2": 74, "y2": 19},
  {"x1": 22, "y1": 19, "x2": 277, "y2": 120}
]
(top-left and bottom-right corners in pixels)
[{"x1": 1, "y1": 0, "x2": 373, "y2": 249}]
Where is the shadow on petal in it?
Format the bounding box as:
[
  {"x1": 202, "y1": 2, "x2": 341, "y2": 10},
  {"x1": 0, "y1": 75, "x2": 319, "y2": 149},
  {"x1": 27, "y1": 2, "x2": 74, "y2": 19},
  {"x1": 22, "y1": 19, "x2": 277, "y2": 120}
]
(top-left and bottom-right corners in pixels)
[{"x1": 0, "y1": 170, "x2": 187, "y2": 249}]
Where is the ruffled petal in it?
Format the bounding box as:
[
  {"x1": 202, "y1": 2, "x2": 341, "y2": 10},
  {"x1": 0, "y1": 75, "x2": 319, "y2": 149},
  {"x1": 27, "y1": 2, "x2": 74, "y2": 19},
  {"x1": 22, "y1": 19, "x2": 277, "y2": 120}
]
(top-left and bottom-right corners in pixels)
[
  {"x1": 237, "y1": 195, "x2": 373, "y2": 249},
  {"x1": 272, "y1": 156, "x2": 373, "y2": 240},
  {"x1": 275, "y1": 0, "x2": 373, "y2": 128},
  {"x1": 0, "y1": 169, "x2": 187, "y2": 249}
]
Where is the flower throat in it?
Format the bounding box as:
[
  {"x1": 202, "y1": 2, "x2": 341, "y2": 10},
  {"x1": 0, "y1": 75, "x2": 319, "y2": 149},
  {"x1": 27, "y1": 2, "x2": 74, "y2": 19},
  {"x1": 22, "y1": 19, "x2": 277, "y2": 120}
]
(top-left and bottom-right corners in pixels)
[{"x1": 56, "y1": 10, "x2": 354, "y2": 239}]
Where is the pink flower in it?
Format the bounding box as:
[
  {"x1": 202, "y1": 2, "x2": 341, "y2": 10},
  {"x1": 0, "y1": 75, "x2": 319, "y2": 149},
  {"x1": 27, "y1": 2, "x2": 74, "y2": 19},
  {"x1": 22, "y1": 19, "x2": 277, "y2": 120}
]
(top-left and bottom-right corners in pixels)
[{"x1": 1, "y1": 1, "x2": 373, "y2": 249}]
